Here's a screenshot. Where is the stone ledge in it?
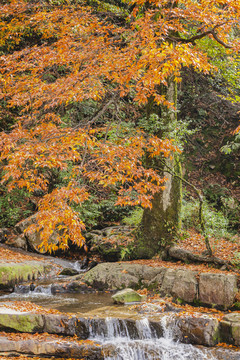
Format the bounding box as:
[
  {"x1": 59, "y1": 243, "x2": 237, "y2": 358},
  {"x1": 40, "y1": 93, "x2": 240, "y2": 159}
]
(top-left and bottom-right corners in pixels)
[{"x1": 81, "y1": 262, "x2": 238, "y2": 309}]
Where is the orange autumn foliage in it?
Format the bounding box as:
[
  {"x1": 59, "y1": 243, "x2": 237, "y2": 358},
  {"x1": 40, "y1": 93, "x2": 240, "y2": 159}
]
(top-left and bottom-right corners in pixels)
[{"x1": 0, "y1": 0, "x2": 239, "y2": 252}]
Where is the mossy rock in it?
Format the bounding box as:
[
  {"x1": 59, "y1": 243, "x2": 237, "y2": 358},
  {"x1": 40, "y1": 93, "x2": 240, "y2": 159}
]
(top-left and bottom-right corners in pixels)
[{"x1": 112, "y1": 288, "x2": 146, "y2": 304}]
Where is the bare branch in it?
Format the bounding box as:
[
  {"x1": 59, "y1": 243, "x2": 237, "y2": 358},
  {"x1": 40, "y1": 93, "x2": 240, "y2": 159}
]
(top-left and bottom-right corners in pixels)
[{"x1": 167, "y1": 22, "x2": 233, "y2": 49}]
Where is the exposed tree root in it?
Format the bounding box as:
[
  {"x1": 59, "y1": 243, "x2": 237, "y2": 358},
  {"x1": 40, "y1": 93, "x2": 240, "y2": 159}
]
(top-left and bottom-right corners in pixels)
[{"x1": 168, "y1": 246, "x2": 239, "y2": 274}]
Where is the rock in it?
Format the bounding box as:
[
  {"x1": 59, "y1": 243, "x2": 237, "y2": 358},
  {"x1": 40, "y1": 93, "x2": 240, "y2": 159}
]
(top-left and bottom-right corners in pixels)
[
  {"x1": 30, "y1": 283, "x2": 35, "y2": 291},
  {"x1": 154, "y1": 268, "x2": 198, "y2": 303},
  {"x1": 158, "y1": 268, "x2": 176, "y2": 297},
  {"x1": 5, "y1": 235, "x2": 27, "y2": 250},
  {"x1": 59, "y1": 268, "x2": 79, "y2": 276},
  {"x1": 82, "y1": 263, "x2": 143, "y2": 290},
  {"x1": 0, "y1": 261, "x2": 50, "y2": 290},
  {"x1": 87, "y1": 226, "x2": 135, "y2": 261},
  {"x1": 88, "y1": 260, "x2": 98, "y2": 270},
  {"x1": 112, "y1": 288, "x2": 146, "y2": 304},
  {"x1": 0, "y1": 312, "x2": 45, "y2": 333},
  {"x1": 142, "y1": 265, "x2": 166, "y2": 283},
  {"x1": 0, "y1": 335, "x2": 103, "y2": 359},
  {"x1": 220, "y1": 312, "x2": 240, "y2": 346},
  {"x1": 199, "y1": 273, "x2": 238, "y2": 309},
  {"x1": 15, "y1": 213, "x2": 58, "y2": 254},
  {"x1": 51, "y1": 281, "x2": 95, "y2": 294},
  {"x1": 210, "y1": 348, "x2": 240, "y2": 360},
  {"x1": 147, "y1": 269, "x2": 167, "y2": 290},
  {"x1": 43, "y1": 314, "x2": 89, "y2": 337},
  {"x1": 0, "y1": 228, "x2": 11, "y2": 243},
  {"x1": 0, "y1": 305, "x2": 90, "y2": 339},
  {"x1": 80, "y1": 263, "x2": 238, "y2": 310},
  {"x1": 175, "y1": 314, "x2": 220, "y2": 346},
  {"x1": 171, "y1": 269, "x2": 198, "y2": 303}
]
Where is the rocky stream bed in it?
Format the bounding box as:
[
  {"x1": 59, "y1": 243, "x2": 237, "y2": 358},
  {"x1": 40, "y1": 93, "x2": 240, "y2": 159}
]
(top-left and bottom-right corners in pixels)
[{"x1": 1, "y1": 245, "x2": 240, "y2": 359}]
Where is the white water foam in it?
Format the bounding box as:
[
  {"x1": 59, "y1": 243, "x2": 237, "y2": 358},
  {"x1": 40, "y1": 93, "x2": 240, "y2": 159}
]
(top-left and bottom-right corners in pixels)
[{"x1": 88, "y1": 315, "x2": 217, "y2": 360}]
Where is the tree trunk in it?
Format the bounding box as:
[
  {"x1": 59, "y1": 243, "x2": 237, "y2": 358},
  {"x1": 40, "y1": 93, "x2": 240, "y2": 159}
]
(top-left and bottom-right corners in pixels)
[{"x1": 135, "y1": 80, "x2": 182, "y2": 258}]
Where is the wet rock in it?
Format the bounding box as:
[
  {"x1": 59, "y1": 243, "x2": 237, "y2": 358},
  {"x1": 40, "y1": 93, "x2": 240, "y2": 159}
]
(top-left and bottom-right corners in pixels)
[
  {"x1": 0, "y1": 306, "x2": 90, "y2": 339},
  {"x1": 44, "y1": 314, "x2": 79, "y2": 337},
  {"x1": 51, "y1": 281, "x2": 95, "y2": 294},
  {"x1": 211, "y1": 347, "x2": 240, "y2": 360},
  {"x1": 220, "y1": 312, "x2": 240, "y2": 346},
  {"x1": 199, "y1": 273, "x2": 238, "y2": 309},
  {"x1": 5, "y1": 235, "x2": 27, "y2": 250},
  {"x1": 88, "y1": 260, "x2": 98, "y2": 270},
  {"x1": 136, "y1": 300, "x2": 181, "y2": 314},
  {"x1": 13, "y1": 284, "x2": 31, "y2": 294},
  {"x1": 59, "y1": 268, "x2": 79, "y2": 276},
  {"x1": 30, "y1": 283, "x2": 35, "y2": 291},
  {"x1": 112, "y1": 288, "x2": 146, "y2": 304},
  {"x1": 80, "y1": 257, "x2": 89, "y2": 270},
  {"x1": 175, "y1": 314, "x2": 220, "y2": 346}
]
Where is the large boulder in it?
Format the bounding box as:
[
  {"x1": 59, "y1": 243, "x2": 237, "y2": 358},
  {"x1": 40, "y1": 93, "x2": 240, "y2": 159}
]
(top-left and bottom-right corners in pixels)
[
  {"x1": 0, "y1": 261, "x2": 50, "y2": 290},
  {"x1": 171, "y1": 269, "x2": 198, "y2": 303},
  {"x1": 82, "y1": 263, "x2": 145, "y2": 290},
  {"x1": 112, "y1": 288, "x2": 146, "y2": 304},
  {"x1": 15, "y1": 213, "x2": 58, "y2": 254},
  {"x1": 86, "y1": 226, "x2": 135, "y2": 262},
  {"x1": 5, "y1": 235, "x2": 27, "y2": 250},
  {"x1": 199, "y1": 273, "x2": 238, "y2": 309},
  {"x1": 157, "y1": 268, "x2": 198, "y2": 303}
]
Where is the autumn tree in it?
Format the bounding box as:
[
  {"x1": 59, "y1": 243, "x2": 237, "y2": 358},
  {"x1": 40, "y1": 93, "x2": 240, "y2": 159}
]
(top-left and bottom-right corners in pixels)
[{"x1": 0, "y1": 0, "x2": 239, "y2": 256}]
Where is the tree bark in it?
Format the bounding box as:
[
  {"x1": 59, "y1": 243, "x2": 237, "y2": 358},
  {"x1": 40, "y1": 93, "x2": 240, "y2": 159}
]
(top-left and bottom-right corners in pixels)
[{"x1": 135, "y1": 80, "x2": 182, "y2": 258}]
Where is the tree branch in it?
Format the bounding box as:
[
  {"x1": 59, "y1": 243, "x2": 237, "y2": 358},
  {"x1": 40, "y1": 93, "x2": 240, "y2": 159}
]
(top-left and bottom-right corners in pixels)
[{"x1": 167, "y1": 22, "x2": 232, "y2": 49}]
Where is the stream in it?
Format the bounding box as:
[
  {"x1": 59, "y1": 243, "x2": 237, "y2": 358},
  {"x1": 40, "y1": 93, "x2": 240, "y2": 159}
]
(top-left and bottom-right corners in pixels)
[{"x1": 1, "y1": 283, "x2": 240, "y2": 360}]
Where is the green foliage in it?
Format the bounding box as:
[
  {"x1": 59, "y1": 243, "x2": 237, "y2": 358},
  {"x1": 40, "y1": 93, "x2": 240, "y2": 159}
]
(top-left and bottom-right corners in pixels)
[
  {"x1": 232, "y1": 252, "x2": 240, "y2": 267},
  {"x1": 120, "y1": 244, "x2": 135, "y2": 260},
  {"x1": 198, "y1": 37, "x2": 240, "y2": 102},
  {"x1": 98, "y1": 197, "x2": 132, "y2": 224},
  {"x1": 138, "y1": 113, "x2": 196, "y2": 149},
  {"x1": 122, "y1": 207, "x2": 143, "y2": 226},
  {"x1": 181, "y1": 196, "x2": 231, "y2": 239},
  {"x1": 0, "y1": 188, "x2": 34, "y2": 227},
  {"x1": 204, "y1": 184, "x2": 240, "y2": 231},
  {"x1": 72, "y1": 197, "x2": 101, "y2": 229},
  {"x1": 221, "y1": 132, "x2": 240, "y2": 154}
]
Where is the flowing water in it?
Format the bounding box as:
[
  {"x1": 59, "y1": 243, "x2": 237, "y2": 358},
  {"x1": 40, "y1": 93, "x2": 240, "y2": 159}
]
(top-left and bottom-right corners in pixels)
[
  {"x1": 86, "y1": 315, "x2": 217, "y2": 360},
  {"x1": 1, "y1": 284, "x2": 240, "y2": 359},
  {"x1": 1, "y1": 284, "x2": 113, "y2": 313}
]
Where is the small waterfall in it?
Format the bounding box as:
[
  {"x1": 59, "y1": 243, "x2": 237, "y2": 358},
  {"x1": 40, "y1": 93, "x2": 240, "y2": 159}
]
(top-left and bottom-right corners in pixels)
[
  {"x1": 106, "y1": 317, "x2": 130, "y2": 339},
  {"x1": 136, "y1": 318, "x2": 155, "y2": 340},
  {"x1": 5, "y1": 284, "x2": 54, "y2": 297},
  {"x1": 86, "y1": 316, "x2": 217, "y2": 360}
]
